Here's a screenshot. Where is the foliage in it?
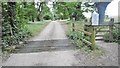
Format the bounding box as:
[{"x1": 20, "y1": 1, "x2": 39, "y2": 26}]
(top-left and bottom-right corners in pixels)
[
  {"x1": 26, "y1": 21, "x2": 49, "y2": 36},
  {"x1": 118, "y1": 30, "x2": 120, "y2": 44},
  {"x1": 36, "y1": 2, "x2": 52, "y2": 21},
  {"x1": 112, "y1": 28, "x2": 120, "y2": 44},
  {"x1": 43, "y1": 15, "x2": 51, "y2": 20},
  {"x1": 55, "y1": 2, "x2": 85, "y2": 20},
  {"x1": 103, "y1": 33, "x2": 110, "y2": 42},
  {"x1": 66, "y1": 21, "x2": 91, "y2": 49},
  {"x1": 81, "y1": 2, "x2": 95, "y2": 12},
  {"x1": 24, "y1": 2, "x2": 37, "y2": 21},
  {"x1": 2, "y1": 2, "x2": 52, "y2": 52},
  {"x1": 103, "y1": 28, "x2": 120, "y2": 44},
  {"x1": 2, "y1": 2, "x2": 31, "y2": 51}
]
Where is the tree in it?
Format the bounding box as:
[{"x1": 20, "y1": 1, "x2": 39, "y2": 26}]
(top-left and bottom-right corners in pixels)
[
  {"x1": 2, "y1": 2, "x2": 31, "y2": 50},
  {"x1": 55, "y1": 2, "x2": 85, "y2": 21},
  {"x1": 36, "y1": 2, "x2": 52, "y2": 21}
]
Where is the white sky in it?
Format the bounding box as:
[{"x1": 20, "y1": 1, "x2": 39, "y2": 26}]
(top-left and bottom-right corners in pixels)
[
  {"x1": 83, "y1": 0, "x2": 119, "y2": 21},
  {"x1": 106, "y1": 0, "x2": 120, "y2": 17}
]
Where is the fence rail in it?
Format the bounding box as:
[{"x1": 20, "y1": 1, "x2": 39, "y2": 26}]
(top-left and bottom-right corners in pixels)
[
  {"x1": 71, "y1": 18, "x2": 119, "y2": 50},
  {"x1": 72, "y1": 27, "x2": 92, "y2": 36},
  {"x1": 71, "y1": 22, "x2": 95, "y2": 50},
  {"x1": 95, "y1": 19, "x2": 119, "y2": 42}
]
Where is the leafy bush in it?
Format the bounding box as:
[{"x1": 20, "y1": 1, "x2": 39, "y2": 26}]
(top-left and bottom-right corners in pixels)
[
  {"x1": 2, "y1": 3, "x2": 32, "y2": 51},
  {"x1": 118, "y1": 33, "x2": 120, "y2": 44},
  {"x1": 104, "y1": 28, "x2": 120, "y2": 44},
  {"x1": 103, "y1": 33, "x2": 110, "y2": 42},
  {"x1": 43, "y1": 15, "x2": 51, "y2": 20},
  {"x1": 112, "y1": 28, "x2": 118, "y2": 41},
  {"x1": 66, "y1": 29, "x2": 89, "y2": 48},
  {"x1": 112, "y1": 28, "x2": 120, "y2": 44}
]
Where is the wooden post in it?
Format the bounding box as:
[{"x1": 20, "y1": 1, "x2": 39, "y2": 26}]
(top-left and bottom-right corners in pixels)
[
  {"x1": 72, "y1": 18, "x2": 75, "y2": 32},
  {"x1": 84, "y1": 24, "x2": 89, "y2": 36},
  {"x1": 109, "y1": 18, "x2": 114, "y2": 42},
  {"x1": 0, "y1": 3, "x2": 2, "y2": 52},
  {"x1": 89, "y1": 25, "x2": 95, "y2": 50},
  {"x1": 71, "y1": 17, "x2": 75, "y2": 40}
]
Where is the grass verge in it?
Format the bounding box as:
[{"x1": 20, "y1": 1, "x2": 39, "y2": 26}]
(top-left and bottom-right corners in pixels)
[{"x1": 26, "y1": 20, "x2": 51, "y2": 38}]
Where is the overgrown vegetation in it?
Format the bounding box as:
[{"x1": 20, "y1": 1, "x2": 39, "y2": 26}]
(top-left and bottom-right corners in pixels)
[
  {"x1": 2, "y1": 1, "x2": 119, "y2": 54},
  {"x1": 103, "y1": 27, "x2": 120, "y2": 44},
  {"x1": 65, "y1": 21, "x2": 105, "y2": 56},
  {"x1": 2, "y1": 3, "x2": 31, "y2": 51},
  {"x1": 2, "y1": 2, "x2": 51, "y2": 52},
  {"x1": 54, "y1": 2, "x2": 86, "y2": 20},
  {"x1": 66, "y1": 21, "x2": 91, "y2": 49}
]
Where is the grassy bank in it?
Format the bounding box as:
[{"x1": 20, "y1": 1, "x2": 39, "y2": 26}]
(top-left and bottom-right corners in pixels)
[{"x1": 26, "y1": 20, "x2": 51, "y2": 37}]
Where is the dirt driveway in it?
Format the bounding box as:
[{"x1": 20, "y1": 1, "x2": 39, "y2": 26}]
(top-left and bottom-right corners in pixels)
[{"x1": 2, "y1": 21, "x2": 118, "y2": 66}]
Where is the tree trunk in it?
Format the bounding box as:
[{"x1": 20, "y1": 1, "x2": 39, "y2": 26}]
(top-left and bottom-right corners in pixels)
[
  {"x1": 32, "y1": 16, "x2": 34, "y2": 22},
  {"x1": 32, "y1": 2, "x2": 35, "y2": 22}
]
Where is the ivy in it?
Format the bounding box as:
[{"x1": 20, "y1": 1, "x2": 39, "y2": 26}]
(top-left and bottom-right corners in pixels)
[{"x1": 2, "y1": 2, "x2": 31, "y2": 50}]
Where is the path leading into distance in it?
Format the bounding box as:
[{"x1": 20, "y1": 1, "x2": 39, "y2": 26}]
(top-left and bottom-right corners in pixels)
[{"x1": 2, "y1": 21, "x2": 118, "y2": 66}]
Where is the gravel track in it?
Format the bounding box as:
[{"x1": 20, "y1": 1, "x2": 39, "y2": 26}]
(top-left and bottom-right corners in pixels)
[{"x1": 2, "y1": 21, "x2": 118, "y2": 66}]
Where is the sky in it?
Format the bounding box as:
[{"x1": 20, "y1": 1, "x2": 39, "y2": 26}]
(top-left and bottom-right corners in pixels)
[
  {"x1": 83, "y1": 0, "x2": 119, "y2": 21},
  {"x1": 35, "y1": 0, "x2": 119, "y2": 21},
  {"x1": 106, "y1": 0, "x2": 120, "y2": 17}
]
